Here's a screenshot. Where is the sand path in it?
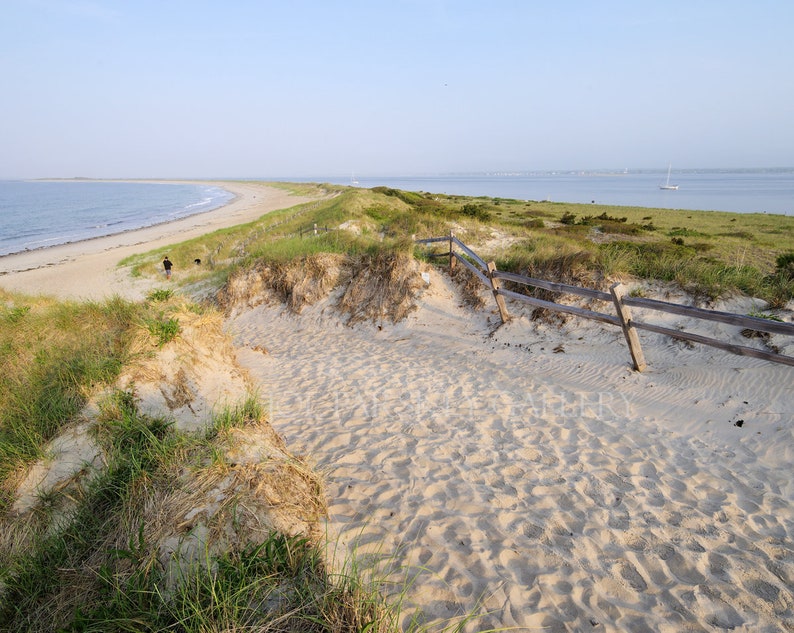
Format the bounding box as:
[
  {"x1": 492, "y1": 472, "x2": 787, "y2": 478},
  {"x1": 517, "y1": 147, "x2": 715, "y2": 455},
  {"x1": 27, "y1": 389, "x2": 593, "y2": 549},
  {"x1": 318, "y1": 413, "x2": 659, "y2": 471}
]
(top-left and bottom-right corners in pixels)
[{"x1": 231, "y1": 271, "x2": 794, "y2": 632}]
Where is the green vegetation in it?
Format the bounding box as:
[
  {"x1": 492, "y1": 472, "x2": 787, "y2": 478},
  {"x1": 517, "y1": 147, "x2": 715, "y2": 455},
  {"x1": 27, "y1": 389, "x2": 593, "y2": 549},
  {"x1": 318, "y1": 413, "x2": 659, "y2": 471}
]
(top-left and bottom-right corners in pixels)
[
  {"x1": 146, "y1": 288, "x2": 174, "y2": 302},
  {"x1": 2, "y1": 181, "x2": 793, "y2": 630},
  {"x1": 121, "y1": 182, "x2": 794, "y2": 307},
  {"x1": 146, "y1": 315, "x2": 180, "y2": 347},
  {"x1": 0, "y1": 286, "x2": 468, "y2": 632},
  {"x1": 0, "y1": 294, "x2": 141, "y2": 511},
  {"x1": 776, "y1": 251, "x2": 794, "y2": 279},
  {"x1": 162, "y1": 532, "x2": 403, "y2": 632},
  {"x1": 748, "y1": 308, "x2": 784, "y2": 322},
  {"x1": 0, "y1": 384, "x2": 410, "y2": 631}
]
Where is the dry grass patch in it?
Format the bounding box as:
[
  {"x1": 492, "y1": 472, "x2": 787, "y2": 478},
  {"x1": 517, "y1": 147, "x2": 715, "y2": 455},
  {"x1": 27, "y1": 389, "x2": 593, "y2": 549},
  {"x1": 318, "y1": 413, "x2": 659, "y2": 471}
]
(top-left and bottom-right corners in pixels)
[
  {"x1": 122, "y1": 420, "x2": 327, "y2": 596},
  {"x1": 271, "y1": 253, "x2": 347, "y2": 313},
  {"x1": 119, "y1": 303, "x2": 253, "y2": 432},
  {"x1": 450, "y1": 265, "x2": 487, "y2": 309},
  {"x1": 337, "y1": 251, "x2": 426, "y2": 324},
  {"x1": 218, "y1": 253, "x2": 346, "y2": 314},
  {"x1": 219, "y1": 249, "x2": 428, "y2": 326}
]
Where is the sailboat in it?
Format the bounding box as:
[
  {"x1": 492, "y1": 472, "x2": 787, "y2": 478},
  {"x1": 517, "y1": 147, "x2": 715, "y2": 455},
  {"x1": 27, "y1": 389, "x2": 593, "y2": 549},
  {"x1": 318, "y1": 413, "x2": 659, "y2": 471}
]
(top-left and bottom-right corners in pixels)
[
  {"x1": 659, "y1": 164, "x2": 678, "y2": 190},
  {"x1": 350, "y1": 172, "x2": 359, "y2": 186}
]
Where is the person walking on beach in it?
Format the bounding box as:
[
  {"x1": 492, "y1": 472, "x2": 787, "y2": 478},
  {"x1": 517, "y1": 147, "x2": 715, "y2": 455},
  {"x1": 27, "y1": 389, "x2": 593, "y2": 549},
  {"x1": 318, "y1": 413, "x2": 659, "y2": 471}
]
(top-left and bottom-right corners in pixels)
[{"x1": 163, "y1": 256, "x2": 173, "y2": 279}]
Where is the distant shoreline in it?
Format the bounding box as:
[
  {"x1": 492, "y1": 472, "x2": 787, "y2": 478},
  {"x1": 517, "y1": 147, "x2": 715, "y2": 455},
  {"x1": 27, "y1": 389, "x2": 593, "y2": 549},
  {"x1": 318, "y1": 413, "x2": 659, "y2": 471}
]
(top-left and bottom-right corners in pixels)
[
  {"x1": 0, "y1": 179, "x2": 237, "y2": 258},
  {"x1": 0, "y1": 181, "x2": 315, "y2": 301},
  {"x1": 0, "y1": 184, "x2": 239, "y2": 261},
  {"x1": 304, "y1": 171, "x2": 794, "y2": 216}
]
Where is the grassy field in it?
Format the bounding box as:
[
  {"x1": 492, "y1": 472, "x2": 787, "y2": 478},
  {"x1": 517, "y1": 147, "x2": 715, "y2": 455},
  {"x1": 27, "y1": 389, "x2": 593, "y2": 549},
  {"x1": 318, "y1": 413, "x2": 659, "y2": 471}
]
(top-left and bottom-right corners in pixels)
[{"x1": 2, "y1": 182, "x2": 793, "y2": 630}]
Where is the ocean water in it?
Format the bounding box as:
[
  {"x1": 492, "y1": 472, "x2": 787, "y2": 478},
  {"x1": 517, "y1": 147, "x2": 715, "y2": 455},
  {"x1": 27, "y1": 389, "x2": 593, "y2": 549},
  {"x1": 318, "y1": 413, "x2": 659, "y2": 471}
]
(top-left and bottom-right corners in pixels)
[
  {"x1": 0, "y1": 181, "x2": 235, "y2": 257},
  {"x1": 319, "y1": 169, "x2": 794, "y2": 216},
  {"x1": 1, "y1": 171, "x2": 792, "y2": 259}
]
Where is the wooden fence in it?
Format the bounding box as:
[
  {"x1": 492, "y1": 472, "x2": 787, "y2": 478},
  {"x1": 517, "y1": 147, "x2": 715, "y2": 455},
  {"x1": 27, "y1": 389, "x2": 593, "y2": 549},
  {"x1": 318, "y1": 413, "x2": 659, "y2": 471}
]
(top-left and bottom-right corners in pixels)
[
  {"x1": 299, "y1": 223, "x2": 333, "y2": 237},
  {"x1": 417, "y1": 232, "x2": 794, "y2": 371}
]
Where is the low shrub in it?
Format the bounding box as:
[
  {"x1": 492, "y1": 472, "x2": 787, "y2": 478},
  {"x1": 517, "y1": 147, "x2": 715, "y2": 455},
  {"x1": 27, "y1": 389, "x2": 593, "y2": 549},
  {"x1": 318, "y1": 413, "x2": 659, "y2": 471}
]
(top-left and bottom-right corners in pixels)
[
  {"x1": 147, "y1": 317, "x2": 180, "y2": 347},
  {"x1": 668, "y1": 227, "x2": 706, "y2": 237},
  {"x1": 559, "y1": 212, "x2": 577, "y2": 225},
  {"x1": 460, "y1": 203, "x2": 492, "y2": 222},
  {"x1": 776, "y1": 252, "x2": 794, "y2": 278}
]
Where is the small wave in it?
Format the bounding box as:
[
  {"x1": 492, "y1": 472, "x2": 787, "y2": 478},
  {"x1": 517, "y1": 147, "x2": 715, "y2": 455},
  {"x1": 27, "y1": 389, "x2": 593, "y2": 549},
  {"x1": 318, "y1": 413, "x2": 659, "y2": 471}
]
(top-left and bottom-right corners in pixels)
[
  {"x1": 171, "y1": 189, "x2": 233, "y2": 217},
  {"x1": 0, "y1": 181, "x2": 236, "y2": 257},
  {"x1": 23, "y1": 234, "x2": 84, "y2": 249},
  {"x1": 183, "y1": 196, "x2": 213, "y2": 211}
]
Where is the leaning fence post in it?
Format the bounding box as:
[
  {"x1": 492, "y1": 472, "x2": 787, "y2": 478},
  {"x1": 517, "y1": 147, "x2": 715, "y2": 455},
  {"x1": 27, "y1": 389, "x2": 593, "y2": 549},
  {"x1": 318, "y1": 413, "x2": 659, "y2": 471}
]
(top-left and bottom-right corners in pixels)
[
  {"x1": 610, "y1": 282, "x2": 647, "y2": 372},
  {"x1": 487, "y1": 261, "x2": 510, "y2": 324},
  {"x1": 449, "y1": 230, "x2": 456, "y2": 273}
]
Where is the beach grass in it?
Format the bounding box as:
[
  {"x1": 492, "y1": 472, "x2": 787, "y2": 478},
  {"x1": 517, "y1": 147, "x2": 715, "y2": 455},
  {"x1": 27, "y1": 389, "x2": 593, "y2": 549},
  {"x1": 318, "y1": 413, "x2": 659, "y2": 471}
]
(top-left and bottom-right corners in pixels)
[
  {"x1": 128, "y1": 182, "x2": 794, "y2": 307},
  {"x1": 0, "y1": 386, "x2": 410, "y2": 631},
  {"x1": 0, "y1": 288, "x2": 469, "y2": 632},
  {"x1": 3, "y1": 182, "x2": 794, "y2": 630},
  {"x1": 0, "y1": 293, "x2": 140, "y2": 511}
]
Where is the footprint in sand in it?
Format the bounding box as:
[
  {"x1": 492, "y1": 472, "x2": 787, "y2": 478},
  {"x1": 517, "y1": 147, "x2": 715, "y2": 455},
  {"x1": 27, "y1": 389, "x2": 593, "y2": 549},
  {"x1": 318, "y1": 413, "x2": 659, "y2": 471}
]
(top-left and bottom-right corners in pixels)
[
  {"x1": 615, "y1": 558, "x2": 648, "y2": 592},
  {"x1": 663, "y1": 549, "x2": 706, "y2": 585}
]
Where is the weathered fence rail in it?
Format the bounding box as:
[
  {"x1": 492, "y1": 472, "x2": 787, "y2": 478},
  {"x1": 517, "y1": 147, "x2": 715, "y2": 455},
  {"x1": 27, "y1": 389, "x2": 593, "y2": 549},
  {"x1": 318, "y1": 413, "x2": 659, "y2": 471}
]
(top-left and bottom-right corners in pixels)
[
  {"x1": 416, "y1": 232, "x2": 794, "y2": 370},
  {"x1": 299, "y1": 223, "x2": 333, "y2": 237}
]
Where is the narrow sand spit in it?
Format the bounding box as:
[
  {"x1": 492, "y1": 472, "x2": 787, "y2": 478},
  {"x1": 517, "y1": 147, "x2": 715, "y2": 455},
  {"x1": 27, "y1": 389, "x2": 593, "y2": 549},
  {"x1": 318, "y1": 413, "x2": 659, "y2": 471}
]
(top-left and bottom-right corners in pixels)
[
  {"x1": 0, "y1": 181, "x2": 315, "y2": 301},
  {"x1": 231, "y1": 270, "x2": 794, "y2": 632}
]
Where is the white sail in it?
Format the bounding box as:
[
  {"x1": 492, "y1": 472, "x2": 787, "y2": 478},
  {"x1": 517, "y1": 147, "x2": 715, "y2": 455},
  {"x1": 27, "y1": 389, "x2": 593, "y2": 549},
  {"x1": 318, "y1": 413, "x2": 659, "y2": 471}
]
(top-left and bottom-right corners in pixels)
[{"x1": 659, "y1": 164, "x2": 678, "y2": 190}]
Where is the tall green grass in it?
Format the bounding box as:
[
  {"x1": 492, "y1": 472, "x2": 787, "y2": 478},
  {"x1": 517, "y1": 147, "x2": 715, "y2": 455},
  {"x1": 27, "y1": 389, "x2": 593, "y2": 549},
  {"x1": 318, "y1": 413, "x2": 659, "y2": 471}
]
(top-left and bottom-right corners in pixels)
[{"x1": 0, "y1": 295, "x2": 141, "y2": 511}]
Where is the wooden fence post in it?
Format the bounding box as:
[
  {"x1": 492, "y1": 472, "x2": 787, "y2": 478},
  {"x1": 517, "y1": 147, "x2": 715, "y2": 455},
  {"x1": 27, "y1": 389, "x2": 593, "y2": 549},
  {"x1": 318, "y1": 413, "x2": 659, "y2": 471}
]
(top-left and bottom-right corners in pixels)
[
  {"x1": 449, "y1": 230, "x2": 456, "y2": 273},
  {"x1": 487, "y1": 261, "x2": 510, "y2": 323},
  {"x1": 610, "y1": 282, "x2": 647, "y2": 372}
]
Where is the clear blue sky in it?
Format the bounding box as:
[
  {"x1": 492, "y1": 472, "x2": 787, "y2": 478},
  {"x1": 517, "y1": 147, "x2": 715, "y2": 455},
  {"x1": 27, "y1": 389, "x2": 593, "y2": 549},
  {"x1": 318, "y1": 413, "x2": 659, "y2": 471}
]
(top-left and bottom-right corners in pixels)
[{"x1": 2, "y1": 0, "x2": 793, "y2": 178}]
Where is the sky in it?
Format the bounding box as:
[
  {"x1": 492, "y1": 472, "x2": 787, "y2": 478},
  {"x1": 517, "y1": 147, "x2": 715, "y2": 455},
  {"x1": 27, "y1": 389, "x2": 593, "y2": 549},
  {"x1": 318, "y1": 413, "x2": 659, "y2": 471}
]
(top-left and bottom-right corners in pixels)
[{"x1": 1, "y1": 0, "x2": 793, "y2": 179}]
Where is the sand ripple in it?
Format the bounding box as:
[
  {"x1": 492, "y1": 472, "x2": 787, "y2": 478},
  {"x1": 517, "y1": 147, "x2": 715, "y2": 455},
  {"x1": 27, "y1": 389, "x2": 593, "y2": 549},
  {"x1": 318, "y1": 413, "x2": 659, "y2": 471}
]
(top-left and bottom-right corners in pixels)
[{"x1": 231, "y1": 279, "x2": 794, "y2": 632}]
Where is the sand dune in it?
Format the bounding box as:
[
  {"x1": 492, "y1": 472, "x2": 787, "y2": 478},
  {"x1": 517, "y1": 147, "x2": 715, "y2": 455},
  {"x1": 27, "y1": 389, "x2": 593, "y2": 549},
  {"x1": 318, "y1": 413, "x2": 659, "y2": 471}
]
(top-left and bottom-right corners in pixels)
[
  {"x1": 231, "y1": 270, "x2": 794, "y2": 631},
  {"x1": 2, "y1": 182, "x2": 792, "y2": 630}
]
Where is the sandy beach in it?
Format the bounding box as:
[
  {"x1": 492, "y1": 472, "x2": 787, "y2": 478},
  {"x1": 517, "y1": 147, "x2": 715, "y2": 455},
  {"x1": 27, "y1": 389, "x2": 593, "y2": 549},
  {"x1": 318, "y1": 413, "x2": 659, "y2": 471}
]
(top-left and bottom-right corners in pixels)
[
  {"x1": 2, "y1": 184, "x2": 793, "y2": 630},
  {"x1": 0, "y1": 181, "x2": 315, "y2": 301}
]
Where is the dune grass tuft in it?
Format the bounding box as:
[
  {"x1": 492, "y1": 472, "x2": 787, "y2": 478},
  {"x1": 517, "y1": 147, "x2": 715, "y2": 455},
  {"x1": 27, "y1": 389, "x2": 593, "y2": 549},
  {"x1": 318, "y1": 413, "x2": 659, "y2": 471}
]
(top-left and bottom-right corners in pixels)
[
  {"x1": 0, "y1": 288, "x2": 440, "y2": 631},
  {"x1": 0, "y1": 380, "x2": 422, "y2": 632}
]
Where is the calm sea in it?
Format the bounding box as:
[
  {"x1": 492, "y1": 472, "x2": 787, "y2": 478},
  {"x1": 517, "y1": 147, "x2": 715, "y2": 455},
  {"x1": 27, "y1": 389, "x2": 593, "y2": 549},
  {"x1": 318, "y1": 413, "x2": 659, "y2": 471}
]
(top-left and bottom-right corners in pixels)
[
  {"x1": 0, "y1": 181, "x2": 235, "y2": 257},
  {"x1": 1, "y1": 171, "x2": 792, "y2": 258},
  {"x1": 319, "y1": 169, "x2": 794, "y2": 216}
]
